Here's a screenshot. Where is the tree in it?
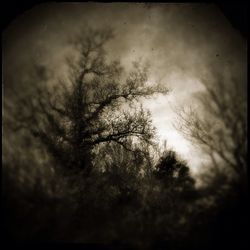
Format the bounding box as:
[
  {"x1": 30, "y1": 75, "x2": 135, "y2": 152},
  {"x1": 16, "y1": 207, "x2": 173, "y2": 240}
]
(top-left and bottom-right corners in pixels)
[
  {"x1": 154, "y1": 150, "x2": 197, "y2": 200},
  {"x1": 176, "y1": 71, "x2": 247, "y2": 183},
  {"x1": 175, "y1": 69, "x2": 248, "y2": 249},
  {"x1": 9, "y1": 28, "x2": 168, "y2": 176}
]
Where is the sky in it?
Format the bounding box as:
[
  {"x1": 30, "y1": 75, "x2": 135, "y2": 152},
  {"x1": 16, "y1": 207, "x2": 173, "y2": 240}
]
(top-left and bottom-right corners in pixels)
[{"x1": 3, "y1": 3, "x2": 246, "y2": 175}]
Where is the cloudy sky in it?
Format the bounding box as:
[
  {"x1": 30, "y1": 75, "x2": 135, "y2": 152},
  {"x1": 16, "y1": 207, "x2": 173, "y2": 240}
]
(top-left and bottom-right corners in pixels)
[{"x1": 3, "y1": 3, "x2": 246, "y2": 174}]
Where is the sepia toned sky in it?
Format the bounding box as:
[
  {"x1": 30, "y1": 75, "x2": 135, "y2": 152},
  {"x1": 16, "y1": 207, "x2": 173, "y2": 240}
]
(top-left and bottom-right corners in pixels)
[{"x1": 3, "y1": 3, "x2": 246, "y2": 174}]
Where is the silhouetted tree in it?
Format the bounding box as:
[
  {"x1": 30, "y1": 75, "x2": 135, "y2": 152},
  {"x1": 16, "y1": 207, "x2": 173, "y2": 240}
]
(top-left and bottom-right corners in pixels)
[
  {"x1": 154, "y1": 150, "x2": 196, "y2": 199},
  {"x1": 10, "y1": 28, "x2": 168, "y2": 176},
  {"x1": 175, "y1": 71, "x2": 248, "y2": 248},
  {"x1": 176, "y1": 72, "x2": 247, "y2": 184},
  {"x1": 4, "y1": 28, "x2": 205, "y2": 248}
]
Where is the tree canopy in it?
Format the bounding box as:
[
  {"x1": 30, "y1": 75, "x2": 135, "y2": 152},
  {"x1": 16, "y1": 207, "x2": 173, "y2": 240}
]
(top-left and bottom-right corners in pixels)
[{"x1": 10, "y1": 28, "x2": 168, "y2": 175}]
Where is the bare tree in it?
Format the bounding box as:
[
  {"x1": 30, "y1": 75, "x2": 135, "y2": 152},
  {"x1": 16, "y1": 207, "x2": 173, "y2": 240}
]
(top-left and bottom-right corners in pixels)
[
  {"x1": 8, "y1": 28, "x2": 168, "y2": 175},
  {"x1": 176, "y1": 72, "x2": 247, "y2": 182}
]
